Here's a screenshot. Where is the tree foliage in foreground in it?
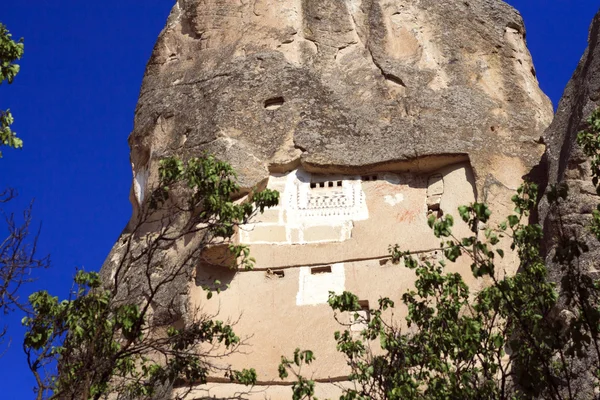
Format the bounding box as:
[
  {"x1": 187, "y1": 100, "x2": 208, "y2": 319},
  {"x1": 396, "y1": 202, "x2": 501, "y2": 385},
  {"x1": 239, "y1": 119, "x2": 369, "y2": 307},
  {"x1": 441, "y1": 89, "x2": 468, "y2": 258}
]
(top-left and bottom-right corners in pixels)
[
  {"x1": 0, "y1": 189, "x2": 49, "y2": 348},
  {"x1": 0, "y1": 22, "x2": 43, "y2": 352},
  {"x1": 283, "y1": 109, "x2": 600, "y2": 400},
  {"x1": 0, "y1": 23, "x2": 24, "y2": 156},
  {"x1": 23, "y1": 155, "x2": 278, "y2": 400}
]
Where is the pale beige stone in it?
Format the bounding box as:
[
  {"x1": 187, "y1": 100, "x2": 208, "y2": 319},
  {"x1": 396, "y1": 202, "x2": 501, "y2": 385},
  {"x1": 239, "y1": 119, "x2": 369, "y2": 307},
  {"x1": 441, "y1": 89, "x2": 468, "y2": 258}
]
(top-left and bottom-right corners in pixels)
[{"x1": 101, "y1": 0, "x2": 557, "y2": 397}]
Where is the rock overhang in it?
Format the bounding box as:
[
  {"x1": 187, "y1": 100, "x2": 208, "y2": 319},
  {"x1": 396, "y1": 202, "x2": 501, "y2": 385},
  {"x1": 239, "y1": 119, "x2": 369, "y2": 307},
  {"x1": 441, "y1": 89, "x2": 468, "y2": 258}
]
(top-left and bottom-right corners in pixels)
[{"x1": 128, "y1": 0, "x2": 552, "y2": 203}]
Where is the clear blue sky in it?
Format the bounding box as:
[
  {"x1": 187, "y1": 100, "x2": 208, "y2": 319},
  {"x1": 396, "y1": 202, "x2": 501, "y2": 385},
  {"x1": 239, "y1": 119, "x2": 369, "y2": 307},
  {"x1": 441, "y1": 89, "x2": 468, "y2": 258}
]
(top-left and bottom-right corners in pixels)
[{"x1": 1, "y1": 1, "x2": 599, "y2": 397}]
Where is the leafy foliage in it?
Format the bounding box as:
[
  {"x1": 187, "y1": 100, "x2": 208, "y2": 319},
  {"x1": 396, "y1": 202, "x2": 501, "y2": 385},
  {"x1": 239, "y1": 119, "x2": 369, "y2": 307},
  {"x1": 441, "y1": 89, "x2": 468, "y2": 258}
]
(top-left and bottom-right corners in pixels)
[
  {"x1": 23, "y1": 155, "x2": 278, "y2": 399},
  {"x1": 0, "y1": 23, "x2": 24, "y2": 157},
  {"x1": 279, "y1": 348, "x2": 318, "y2": 400},
  {"x1": 285, "y1": 110, "x2": 600, "y2": 399},
  {"x1": 0, "y1": 189, "x2": 49, "y2": 348}
]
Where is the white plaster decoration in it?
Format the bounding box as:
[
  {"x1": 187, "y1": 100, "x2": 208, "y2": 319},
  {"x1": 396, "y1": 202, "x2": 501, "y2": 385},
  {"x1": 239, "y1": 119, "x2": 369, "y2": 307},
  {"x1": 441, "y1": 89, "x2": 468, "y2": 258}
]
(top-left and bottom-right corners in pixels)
[
  {"x1": 384, "y1": 193, "x2": 404, "y2": 206},
  {"x1": 296, "y1": 263, "x2": 345, "y2": 306},
  {"x1": 133, "y1": 166, "x2": 149, "y2": 205},
  {"x1": 240, "y1": 169, "x2": 370, "y2": 244}
]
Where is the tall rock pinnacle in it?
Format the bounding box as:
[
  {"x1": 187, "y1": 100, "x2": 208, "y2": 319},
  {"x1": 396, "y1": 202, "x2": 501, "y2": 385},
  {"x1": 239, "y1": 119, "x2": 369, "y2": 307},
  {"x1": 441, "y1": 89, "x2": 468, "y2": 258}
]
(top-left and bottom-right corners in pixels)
[{"x1": 105, "y1": 0, "x2": 553, "y2": 397}]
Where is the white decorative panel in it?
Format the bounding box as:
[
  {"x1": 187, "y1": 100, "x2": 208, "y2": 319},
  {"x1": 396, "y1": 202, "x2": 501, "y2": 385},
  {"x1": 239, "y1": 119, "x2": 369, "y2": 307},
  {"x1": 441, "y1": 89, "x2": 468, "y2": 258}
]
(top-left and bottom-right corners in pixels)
[
  {"x1": 240, "y1": 169, "x2": 369, "y2": 245},
  {"x1": 296, "y1": 263, "x2": 345, "y2": 306}
]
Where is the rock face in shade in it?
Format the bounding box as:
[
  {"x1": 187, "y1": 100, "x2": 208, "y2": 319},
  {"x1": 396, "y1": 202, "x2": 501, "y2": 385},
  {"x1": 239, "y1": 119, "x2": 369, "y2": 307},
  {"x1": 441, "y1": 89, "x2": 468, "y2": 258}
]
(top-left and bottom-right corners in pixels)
[
  {"x1": 541, "y1": 11, "x2": 600, "y2": 236},
  {"x1": 104, "y1": 0, "x2": 554, "y2": 397},
  {"x1": 538, "y1": 11, "x2": 600, "y2": 398}
]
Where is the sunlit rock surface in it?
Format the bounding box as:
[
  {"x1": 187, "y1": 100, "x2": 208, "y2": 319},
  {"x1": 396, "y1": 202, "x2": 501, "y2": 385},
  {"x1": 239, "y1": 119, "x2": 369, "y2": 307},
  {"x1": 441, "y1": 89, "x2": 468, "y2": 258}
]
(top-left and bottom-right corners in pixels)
[{"x1": 103, "y1": 0, "x2": 554, "y2": 397}]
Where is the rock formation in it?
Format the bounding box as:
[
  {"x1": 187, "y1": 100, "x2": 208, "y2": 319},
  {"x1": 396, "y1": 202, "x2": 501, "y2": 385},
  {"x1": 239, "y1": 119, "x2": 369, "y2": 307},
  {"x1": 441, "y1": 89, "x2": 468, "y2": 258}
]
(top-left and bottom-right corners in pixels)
[
  {"x1": 541, "y1": 10, "x2": 600, "y2": 257},
  {"x1": 539, "y1": 10, "x2": 600, "y2": 398},
  {"x1": 103, "y1": 0, "x2": 554, "y2": 397}
]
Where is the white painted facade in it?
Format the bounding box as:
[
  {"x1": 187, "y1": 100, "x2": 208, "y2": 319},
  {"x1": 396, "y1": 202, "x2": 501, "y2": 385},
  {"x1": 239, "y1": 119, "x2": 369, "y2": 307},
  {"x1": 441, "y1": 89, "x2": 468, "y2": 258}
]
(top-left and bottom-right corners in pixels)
[
  {"x1": 296, "y1": 263, "x2": 346, "y2": 306},
  {"x1": 239, "y1": 169, "x2": 369, "y2": 245}
]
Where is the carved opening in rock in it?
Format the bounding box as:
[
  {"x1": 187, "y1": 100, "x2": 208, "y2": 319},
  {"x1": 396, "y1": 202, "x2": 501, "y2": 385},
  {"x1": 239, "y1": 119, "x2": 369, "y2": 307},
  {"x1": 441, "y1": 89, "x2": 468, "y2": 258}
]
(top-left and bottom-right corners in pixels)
[
  {"x1": 269, "y1": 269, "x2": 285, "y2": 278},
  {"x1": 311, "y1": 265, "x2": 332, "y2": 275},
  {"x1": 311, "y1": 180, "x2": 342, "y2": 190},
  {"x1": 362, "y1": 175, "x2": 378, "y2": 181},
  {"x1": 264, "y1": 97, "x2": 285, "y2": 110},
  {"x1": 350, "y1": 300, "x2": 371, "y2": 332},
  {"x1": 195, "y1": 263, "x2": 236, "y2": 293},
  {"x1": 426, "y1": 174, "x2": 444, "y2": 214}
]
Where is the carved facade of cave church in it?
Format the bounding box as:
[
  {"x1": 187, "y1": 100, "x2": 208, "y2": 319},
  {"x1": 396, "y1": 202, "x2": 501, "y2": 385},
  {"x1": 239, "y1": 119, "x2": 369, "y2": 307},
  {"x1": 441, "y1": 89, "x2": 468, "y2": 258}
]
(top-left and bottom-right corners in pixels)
[{"x1": 188, "y1": 162, "x2": 481, "y2": 398}]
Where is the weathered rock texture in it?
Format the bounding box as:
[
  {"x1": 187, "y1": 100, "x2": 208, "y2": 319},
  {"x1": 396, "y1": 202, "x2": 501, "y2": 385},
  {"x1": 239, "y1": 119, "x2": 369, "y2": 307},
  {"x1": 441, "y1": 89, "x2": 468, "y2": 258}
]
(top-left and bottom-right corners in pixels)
[
  {"x1": 106, "y1": 0, "x2": 554, "y2": 397},
  {"x1": 130, "y1": 0, "x2": 552, "y2": 205},
  {"x1": 539, "y1": 10, "x2": 600, "y2": 399},
  {"x1": 541, "y1": 10, "x2": 600, "y2": 241}
]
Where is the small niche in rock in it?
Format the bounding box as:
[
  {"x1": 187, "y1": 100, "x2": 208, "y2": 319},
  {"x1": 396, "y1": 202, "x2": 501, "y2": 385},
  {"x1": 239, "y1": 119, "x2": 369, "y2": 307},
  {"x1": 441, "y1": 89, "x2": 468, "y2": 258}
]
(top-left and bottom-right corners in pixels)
[
  {"x1": 311, "y1": 265, "x2": 332, "y2": 275},
  {"x1": 268, "y1": 269, "x2": 285, "y2": 278},
  {"x1": 264, "y1": 97, "x2": 285, "y2": 110},
  {"x1": 350, "y1": 300, "x2": 371, "y2": 331},
  {"x1": 384, "y1": 73, "x2": 406, "y2": 88}
]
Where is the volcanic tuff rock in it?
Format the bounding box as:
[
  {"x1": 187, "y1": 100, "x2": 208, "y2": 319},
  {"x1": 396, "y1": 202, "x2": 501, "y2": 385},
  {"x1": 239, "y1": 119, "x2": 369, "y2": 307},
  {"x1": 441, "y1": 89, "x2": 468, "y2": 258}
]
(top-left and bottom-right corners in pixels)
[
  {"x1": 541, "y1": 10, "x2": 600, "y2": 243},
  {"x1": 103, "y1": 0, "x2": 555, "y2": 397},
  {"x1": 539, "y1": 10, "x2": 600, "y2": 398},
  {"x1": 128, "y1": 0, "x2": 552, "y2": 213}
]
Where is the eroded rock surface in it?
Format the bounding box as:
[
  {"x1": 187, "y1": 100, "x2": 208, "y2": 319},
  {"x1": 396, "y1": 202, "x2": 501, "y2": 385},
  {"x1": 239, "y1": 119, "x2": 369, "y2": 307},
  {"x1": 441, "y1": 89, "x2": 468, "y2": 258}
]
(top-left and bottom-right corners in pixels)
[
  {"x1": 129, "y1": 0, "x2": 551, "y2": 209},
  {"x1": 104, "y1": 0, "x2": 554, "y2": 397},
  {"x1": 541, "y1": 11, "x2": 600, "y2": 239},
  {"x1": 538, "y1": 11, "x2": 600, "y2": 399}
]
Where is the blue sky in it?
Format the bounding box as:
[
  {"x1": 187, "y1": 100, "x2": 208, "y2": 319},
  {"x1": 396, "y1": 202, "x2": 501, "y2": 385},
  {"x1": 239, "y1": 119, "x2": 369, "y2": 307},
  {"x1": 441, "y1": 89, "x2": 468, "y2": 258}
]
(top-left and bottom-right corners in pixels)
[{"x1": 1, "y1": 1, "x2": 599, "y2": 397}]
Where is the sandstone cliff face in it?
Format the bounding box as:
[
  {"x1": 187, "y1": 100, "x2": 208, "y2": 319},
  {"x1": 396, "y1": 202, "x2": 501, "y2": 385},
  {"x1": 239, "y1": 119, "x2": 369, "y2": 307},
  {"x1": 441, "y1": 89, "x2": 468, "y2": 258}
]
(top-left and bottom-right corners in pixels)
[
  {"x1": 538, "y1": 11, "x2": 600, "y2": 398},
  {"x1": 106, "y1": 0, "x2": 555, "y2": 397},
  {"x1": 541, "y1": 11, "x2": 600, "y2": 247},
  {"x1": 129, "y1": 0, "x2": 552, "y2": 208}
]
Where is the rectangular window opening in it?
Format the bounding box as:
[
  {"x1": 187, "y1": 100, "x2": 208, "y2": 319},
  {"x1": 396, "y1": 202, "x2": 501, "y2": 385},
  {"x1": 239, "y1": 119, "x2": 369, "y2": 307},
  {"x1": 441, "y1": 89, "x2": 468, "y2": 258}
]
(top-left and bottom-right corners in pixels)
[
  {"x1": 273, "y1": 270, "x2": 285, "y2": 278},
  {"x1": 328, "y1": 181, "x2": 334, "y2": 187},
  {"x1": 310, "y1": 182, "x2": 317, "y2": 189},
  {"x1": 358, "y1": 300, "x2": 370, "y2": 312},
  {"x1": 350, "y1": 300, "x2": 371, "y2": 331},
  {"x1": 337, "y1": 181, "x2": 342, "y2": 187},
  {"x1": 319, "y1": 182, "x2": 325, "y2": 188},
  {"x1": 311, "y1": 265, "x2": 332, "y2": 275}
]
